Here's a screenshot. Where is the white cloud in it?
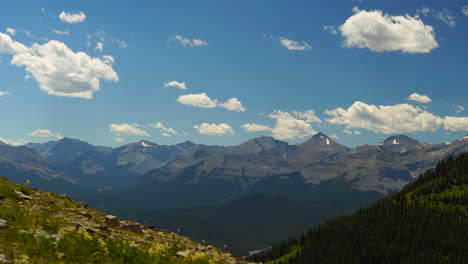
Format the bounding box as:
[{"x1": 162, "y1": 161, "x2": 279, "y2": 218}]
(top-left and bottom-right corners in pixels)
[
  {"x1": 102, "y1": 55, "x2": 115, "y2": 64},
  {"x1": 0, "y1": 137, "x2": 28, "y2": 146},
  {"x1": 292, "y1": 110, "x2": 322, "y2": 123},
  {"x1": 149, "y1": 122, "x2": 178, "y2": 134},
  {"x1": 162, "y1": 133, "x2": 171, "y2": 137},
  {"x1": 325, "y1": 101, "x2": 443, "y2": 134},
  {"x1": 443, "y1": 116, "x2": 468, "y2": 131},
  {"x1": 109, "y1": 123, "x2": 150, "y2": 136},
  {"x1": 177, "y1": 93, "x2": 217, "y2": 108},
  {"x1": 0, "y1": 32, "x2": 30, "y2": 55},
  {"x1": 407, "y1": 93, "x2": 432, "y2": 103},
  {"x1": 241, "y1": 123, "x2": 271, "y2": 132},
  {"x1": 10, "y1": 40, "x2": 118, "y2": 99},
  {"x1": 164, "y1": 80, "x2": 187, "y2": 90},
  {"x1": 53, "y1": 29, "x2": 70, "y2": 36},
  {"x1": 59, "y1": 11, "x2": 86, "y2": 24},
  {"x1": 219, "y1": 98, "x2": 246, "y2": 112},
  {"x1": 0, "y1": 91, "x2": 10, "y2": 98},
  {"x1": 454, "y1": 105, "x2": 465, "y2": 113},
  {"x1": 28, "y1": 129, "x2": 62, "y2": 139},
  {"x1": 87, "y1": 31, "x2": 127, "y2": 49},
  {"x1": 114, "y1": 137, "x2": 124, "y2": 143},
  {"x1": 330, "y1": 133, "x2": 340, "y2": 139},
  {"x1": 6, "y1": 28, "x2": 16, "y2": 36},
  {"x1": 463, "y1": 6, "x2": 468, "y2": 16},
  {"x1": 268, "y1": 110, "x2": 317, "y2": 140},
  {"x1": 95, "y1": 42, "x2": 104, "y2": 52},
  {"x1": 193, "y1": 123, "x2": 234, "y2": 136},
  {"x1": 279, "y1": 37, "x2": 311, "y2": 51},
  {"x1": 340, "y1": 8, "x2": 438, "y2": 53},
  {"x1": 177, "y1": 93, "x2": 247, "y2": 112},
  {"x1": 170, "y1": 35, "x2": 208, "y2": 47},
  {"x1": 323, "y1": 26, "x2": 338, "y2": 35},
  {"x1": 416, "y1": 7, "x2": 431, "y2": 17},
  {"x1": 343, "y1": 129, "x2": 362, "y2": 135},
  {"x1": 434, "y1": 9, "x2": 456, "y2": 27}
]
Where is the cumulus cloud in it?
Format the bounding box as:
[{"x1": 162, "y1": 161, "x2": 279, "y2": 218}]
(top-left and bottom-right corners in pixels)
[
  {"x1": 6, "y1": 28, "x2": 16, "y2": 36},
  {"x1": 164, "y1": 80, "x2": 187, "y2": 90},
  {"x1": 0, "y1": 32, "x2": 30, "y2": 55},
  {"x1": 219, "y1": 98, "x2": 246, "y2": 112},
  {"x1": 325, "y1": 101, "x2": 443, "y2": 134},
  {"x1": 434, "y1": 9, "x2": 456, "y2": 27},
  {"x1": 268, "y1": 110, "x2": 318, "y2": 140},
  {"x1": 241, "y1": 123, "x2": 271, "y2": 132},
  {"x1": 101, "y1": 55, "x2": 115, "y2": 64},
  {"x1": 292, "y1": 110, "x2": 322, "y2": 123},
  {"x1": 177, "y1": 93, "x2": 217, "y2": 108},
  {"x1": 162, "y1": 133, "x2": 171, "y2": 137},
  {"x1": 407, "y1": 93, "x2": 432, "y2": 103},
  {"x1": 9, "y1": 40, "x2": 118, "y2": 99},
  {"x1": 177, "y1": 93, "x2": 246, "y2": 112},
  {"x1": 193, "y1": 123, "x2": 234, "y2": 136},
  {"x1": 0, "y1": 91, "x2": 10, "y2": 98},
  {"x1": 53, "y1": 29, "x2": 70, "y2": 36},
  {"x1": 95, "y1": 42, "x2": 104, "y2": 52},
  {"x1": 109, "y1": 123, "x2": 150, "y2": 136},
  {"x1": 279, "y1": 37, "x2": 311, "y2": 51},
  {"x1": 170, "y1": 35, "x2": 208, "y2": 47},
  {"x1": 28, "y1": 129, "x2": 62, "y2": 139},
  {"x1": 443, "y1": 116, "x2": 468, "y2": 131},
  {"x1": 114, "y1": 137, "x2": 124, "y2": 143},
  {"x1": 0, "y1": 137, "x2": 28, "y2": 146},
  {"x1": 59, "y1": 11, "x2": 86, "y2": 24},
  {"x1": 330, "y1": 133, "x2": 340, "y2": 139},
  {"x1": 339, "y1": 8, "x2": 438, "y2": 53},
  {"x1": 149, "y1": 122, "x2": 178, "y2": 135},
  {"x1": 463, "y1": 6, "x2": 468, "y2": 16}
]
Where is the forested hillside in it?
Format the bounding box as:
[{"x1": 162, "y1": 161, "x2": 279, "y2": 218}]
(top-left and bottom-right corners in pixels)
[{"x1": 250, "y1": 152, "x2": 468, "y2": 264}]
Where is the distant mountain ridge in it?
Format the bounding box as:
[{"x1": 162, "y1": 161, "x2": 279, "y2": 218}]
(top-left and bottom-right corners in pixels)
[
  {"x1": 142, "y1": 133, "x2": 468, "y2": 194},
  {"x1": 0, "y1": 133, "x2": 466, "y2": 194},
  {"x1": 24, "y1": 138, "x2": 196, "y2": 188}
]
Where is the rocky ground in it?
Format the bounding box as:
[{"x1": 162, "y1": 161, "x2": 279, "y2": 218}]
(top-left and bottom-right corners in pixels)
[{"x1": 0, "y1": 177, "x2": 258, "y2": 264}]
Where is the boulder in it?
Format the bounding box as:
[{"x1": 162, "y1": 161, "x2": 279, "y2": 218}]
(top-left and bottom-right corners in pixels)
[
  {"x1": 105, "y1": 215, "x2": 120, "y2": 227},
  {"x1": 122, "y1": 224, "x2": 143, "y2": 235},
  {"x1": 0, "y1": 219, "x2": 9, "y2": 229},
  {"x1": 14, "y1": 190, "x2": 32, "y2": 200}
]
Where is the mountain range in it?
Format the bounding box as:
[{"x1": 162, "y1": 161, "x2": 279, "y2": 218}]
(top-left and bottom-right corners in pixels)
[{"x1": 1, "y1": 133, "x2": 467, "y2": 254}]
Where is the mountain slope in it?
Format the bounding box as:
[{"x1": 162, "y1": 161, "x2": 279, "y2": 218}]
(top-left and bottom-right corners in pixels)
[
  {"x1": 0, "y1": 177, "x2": 253, "y2": 264},
  {"x1": 0, "y1": 144, "x2": 77, "y2": 196},
  {"x1": 26, "y1": 139, "x2": 197, "y2": 188},
  {"x1": 250, "y1": 152, "x2": 468, "y2": 264},
  {"x1": 142, "y1": 133, "x2": 468, "y2": 194}
]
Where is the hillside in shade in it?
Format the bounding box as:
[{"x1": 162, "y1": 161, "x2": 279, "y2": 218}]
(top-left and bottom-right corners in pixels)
[{"x1": 249, "y1": 152, "x2": 468, "y2": 264}]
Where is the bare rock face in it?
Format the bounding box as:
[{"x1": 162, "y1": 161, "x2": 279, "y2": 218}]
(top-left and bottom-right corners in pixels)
[{"x1": 105, "y1": 215, "x2": 120, "y2": 227}]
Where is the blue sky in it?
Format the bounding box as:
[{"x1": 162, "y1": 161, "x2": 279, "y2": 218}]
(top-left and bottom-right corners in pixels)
[{"x1": 0, "y1": 0, "x2": 467, "y2": 147}]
